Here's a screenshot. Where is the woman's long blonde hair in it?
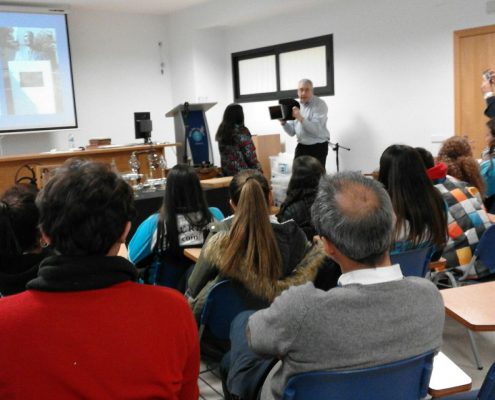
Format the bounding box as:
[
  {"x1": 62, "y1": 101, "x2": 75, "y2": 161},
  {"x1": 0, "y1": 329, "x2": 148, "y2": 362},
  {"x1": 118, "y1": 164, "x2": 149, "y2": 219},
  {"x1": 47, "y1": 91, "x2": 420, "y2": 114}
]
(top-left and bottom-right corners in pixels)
[{"x1": 221, "y1": 170, "x2": 282, "y2": 281}]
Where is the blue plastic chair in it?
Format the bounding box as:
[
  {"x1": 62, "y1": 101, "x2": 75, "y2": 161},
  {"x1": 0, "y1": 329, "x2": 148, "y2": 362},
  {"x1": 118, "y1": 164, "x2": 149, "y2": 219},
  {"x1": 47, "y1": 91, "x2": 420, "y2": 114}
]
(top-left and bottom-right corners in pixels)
[
  {"x1": 440, "y1": 360, "x2": 495, "y2": 400},
  {"x1": 460, "y1": 224, "x2": 495, "y2": 280},
  {"x1": 199, "y1": 280, "x2": 247, "y2": 341},
  {"x1": 282, "y1": 351, "x2": 435, "y2": 400},
  {"x1": 390, "y1": 246, "x2": 432, "y2": 277}
]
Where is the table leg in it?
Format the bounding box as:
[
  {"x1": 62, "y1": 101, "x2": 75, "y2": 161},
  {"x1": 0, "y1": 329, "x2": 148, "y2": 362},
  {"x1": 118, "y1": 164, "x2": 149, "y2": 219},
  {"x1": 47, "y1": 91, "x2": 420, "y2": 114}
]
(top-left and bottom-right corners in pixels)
[{"x1": 467, "y1": 329, "x2": 483, "y2": 370}]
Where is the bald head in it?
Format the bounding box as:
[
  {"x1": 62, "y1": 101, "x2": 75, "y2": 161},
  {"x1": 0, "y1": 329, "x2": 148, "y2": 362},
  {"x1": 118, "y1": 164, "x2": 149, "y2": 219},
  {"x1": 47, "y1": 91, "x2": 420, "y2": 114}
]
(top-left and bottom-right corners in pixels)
[
  {"x1": 335, "y1": 181, "x2": 381, "y2": 221},
  {"x1": 312, "y1": 172, "x2": 394, "y2": 266}
]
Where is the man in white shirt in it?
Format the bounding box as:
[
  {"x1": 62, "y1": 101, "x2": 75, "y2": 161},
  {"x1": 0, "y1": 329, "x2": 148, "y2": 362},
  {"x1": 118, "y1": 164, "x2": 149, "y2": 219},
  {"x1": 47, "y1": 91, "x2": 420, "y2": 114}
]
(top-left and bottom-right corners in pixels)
[{"x1": 281, "y1": 79, "x2": 330, "y2": 168}]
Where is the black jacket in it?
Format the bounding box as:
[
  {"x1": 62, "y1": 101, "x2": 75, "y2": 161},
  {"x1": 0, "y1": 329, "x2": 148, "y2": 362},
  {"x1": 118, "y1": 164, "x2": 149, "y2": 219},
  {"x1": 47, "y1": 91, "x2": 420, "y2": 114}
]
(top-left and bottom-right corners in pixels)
[
  {"x1": 485, "y1": 96, "x2": 495, "y2": 118},
  {"x1": 277, "y1": 197, "x2": 317, "y2": 241}
]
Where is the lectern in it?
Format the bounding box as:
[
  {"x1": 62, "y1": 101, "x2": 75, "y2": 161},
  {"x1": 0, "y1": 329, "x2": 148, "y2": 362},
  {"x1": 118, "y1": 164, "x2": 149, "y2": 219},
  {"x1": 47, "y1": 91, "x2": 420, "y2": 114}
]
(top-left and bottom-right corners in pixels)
[{"x1": 166, "y1": 102, "x2": 216, "y2": 165}]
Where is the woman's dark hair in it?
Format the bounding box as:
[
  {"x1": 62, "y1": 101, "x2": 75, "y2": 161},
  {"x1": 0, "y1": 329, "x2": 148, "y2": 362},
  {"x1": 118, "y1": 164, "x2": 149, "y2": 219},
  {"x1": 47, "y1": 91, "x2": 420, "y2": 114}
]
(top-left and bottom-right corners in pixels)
[
  {"x1": 222, "y1": 170, "x2": 282, "y2": 281},
  {"x1": 414, "y1": 147, "x2": 435, "y2": 169},
  {"x1": 156, "y1": 164, "x2": 212, "y2": 255},
  {"x1": 215, "y1": 103, "x2": 244, "y2": 145},
  {"x1": 278, "y1": 156, "x2": 325, "y2": 216},
  {"x1": 437, "y1": 136, "x2": 486, "y2": 197},
  {"x1": 487, "y1": 119, "x2": 495, "y2": 157},
  {"x1": 37, "y1": 159, "x2": 136, "y2": 256},
  {"x1": 378, "y1": 145, "x2": 447, "y2": 249},
  {"x1": 0, "y1": 184, "x2": 40, "y2": 257}
]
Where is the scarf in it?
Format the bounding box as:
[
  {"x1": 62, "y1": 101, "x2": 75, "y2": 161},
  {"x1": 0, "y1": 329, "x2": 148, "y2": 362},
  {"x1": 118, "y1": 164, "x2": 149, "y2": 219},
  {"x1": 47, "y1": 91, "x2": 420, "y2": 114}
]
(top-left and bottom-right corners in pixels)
[
  {"x1": 27, "y1": 254, "x2": 138, "y2": 292},
  {"x1": 427, "y1": 162, "x2": 448, "y2": 183}
]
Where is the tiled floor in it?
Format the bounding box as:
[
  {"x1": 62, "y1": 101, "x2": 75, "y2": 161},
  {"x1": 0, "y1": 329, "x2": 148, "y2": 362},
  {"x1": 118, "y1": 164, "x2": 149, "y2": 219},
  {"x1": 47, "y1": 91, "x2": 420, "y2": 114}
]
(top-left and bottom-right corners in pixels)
[
  {"x1": 199, "y1": 361, "x2": 224, "y2": 400},
  {"x1": 198, "y1": 316, "x2": 495, "y2": 399}
]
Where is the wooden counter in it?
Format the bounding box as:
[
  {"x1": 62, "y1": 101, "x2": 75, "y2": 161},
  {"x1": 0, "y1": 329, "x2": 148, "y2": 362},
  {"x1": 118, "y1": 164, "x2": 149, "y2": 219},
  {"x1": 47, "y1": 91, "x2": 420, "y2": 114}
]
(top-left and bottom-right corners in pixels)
[{"x1": 0, "y1": 143, "x2": 179, "y2": 193}]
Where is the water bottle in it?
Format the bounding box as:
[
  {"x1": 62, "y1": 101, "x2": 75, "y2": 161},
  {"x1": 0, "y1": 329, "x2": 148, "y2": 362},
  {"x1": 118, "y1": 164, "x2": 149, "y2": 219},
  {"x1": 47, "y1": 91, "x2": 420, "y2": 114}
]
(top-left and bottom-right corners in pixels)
[{"x1": 68, "y1": 132, "x2": 75, "y2": 149}]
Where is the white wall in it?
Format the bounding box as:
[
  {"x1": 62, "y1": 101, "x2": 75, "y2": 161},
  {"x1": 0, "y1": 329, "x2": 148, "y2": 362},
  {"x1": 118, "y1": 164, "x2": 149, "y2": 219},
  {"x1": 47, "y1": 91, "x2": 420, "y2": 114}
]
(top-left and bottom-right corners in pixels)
[
  {"x1": 165, "y1": 0, "x2": 494, "y2": 173},
  {"x1": 2, "y1": 0, "x2": 494, "y2": 174},
  {"x1": 1, "y1": 8, "x2": 179, "y2": 165},
  {"x1": 165, "y1": 21, "x2": 231, "y2": 166}
]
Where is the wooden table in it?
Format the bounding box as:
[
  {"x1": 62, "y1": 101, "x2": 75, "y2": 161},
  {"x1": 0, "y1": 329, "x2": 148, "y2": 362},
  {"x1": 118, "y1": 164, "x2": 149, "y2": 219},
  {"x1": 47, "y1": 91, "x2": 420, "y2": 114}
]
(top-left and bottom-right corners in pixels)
[
  {"x1": 428, "y1": 352, "x2": 472, "y2": 398},
  {"x1": 441, "y1": 281, "x2": 495, "y2": 369},
  {"x1": 0, "y1": 143, "x2": 178, "y2": 193},
  {"x1": 184, "y1": 248, "x2": 201, "y2": 263},
  {"x1": 200, "y1": 176, "x2": 232, "y2": 189}
]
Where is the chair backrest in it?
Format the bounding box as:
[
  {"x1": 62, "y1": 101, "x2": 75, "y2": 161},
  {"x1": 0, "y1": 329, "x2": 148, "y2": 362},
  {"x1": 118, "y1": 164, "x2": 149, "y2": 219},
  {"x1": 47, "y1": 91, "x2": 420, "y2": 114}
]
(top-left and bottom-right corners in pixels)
[
  {"x1": 208, "y1": 206, "x2": 225, "y2": 221},
  {"x1": 479, "y1": 360, "x2": 495, "y2": 400},
  {"x1": 199, "y1": 280, "x2": 247, "y2": 340},
  {"x1": 282, "y1": 351, "x2": 435, "y2": 400},
  {"x1": 474, "y1": 225, "x2": 495, "y2": 273},
  {"x1": 390, "y1": 246, "x2": 432, "y2": 277}
]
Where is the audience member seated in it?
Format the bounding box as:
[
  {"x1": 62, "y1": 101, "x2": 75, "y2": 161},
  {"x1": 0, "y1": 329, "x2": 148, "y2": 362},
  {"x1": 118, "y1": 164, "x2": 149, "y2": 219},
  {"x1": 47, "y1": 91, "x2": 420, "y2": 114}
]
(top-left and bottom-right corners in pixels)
[
  {"x1": 0, "y1": 160, "x2": 199, "y2": 399},
  {"x1": 417, "y1": 147, "x2": 493, "y2": 278},
  {"x1": 276, "y1": 155, "x2": 325, "y2": 240},
  {"x1": 216, "y1": 103, "x2": 263, "y2": 176},
  {"x1": 481, "y1": 119, "x2": 495, "y2": 213},
  {"x1": 378, "y1": 144, "x2": 447, "y2": 255},
  {"x1": 0, "y1": 184, "x2": 51, "y2": 297},
  {"x1": 221, "y1": 171, "x2": 445, "y2": 400},
  {"x1": 437, "y1": 136, "x2": 486, "y2": 199},
  {"x1": 186, "y1": 170, "x2": 337, "y2": 323},
  {"x1": 129, "y1": 164, "x2": 219, "y2": 289}
]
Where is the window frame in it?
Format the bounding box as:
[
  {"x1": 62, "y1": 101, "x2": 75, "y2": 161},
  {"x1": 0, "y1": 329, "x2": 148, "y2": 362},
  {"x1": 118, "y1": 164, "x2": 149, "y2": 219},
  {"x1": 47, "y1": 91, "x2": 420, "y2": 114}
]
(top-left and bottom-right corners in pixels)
[{"x1": 231, "y1": 34, "x2": 334, "y2": 103}]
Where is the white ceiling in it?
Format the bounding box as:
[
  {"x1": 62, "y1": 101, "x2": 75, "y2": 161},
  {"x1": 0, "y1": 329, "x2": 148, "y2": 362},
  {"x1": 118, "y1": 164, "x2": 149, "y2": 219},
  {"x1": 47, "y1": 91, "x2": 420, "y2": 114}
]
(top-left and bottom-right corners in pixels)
[
  {"x1": 0, "y1": 0, "x2": 214, "y2": 15},
  {"x1": 0, "y1": 0, "x2": 469, "y2": 18},
  {"x1": 0, "y1": 0, "x2": 336, "y2": 28}
]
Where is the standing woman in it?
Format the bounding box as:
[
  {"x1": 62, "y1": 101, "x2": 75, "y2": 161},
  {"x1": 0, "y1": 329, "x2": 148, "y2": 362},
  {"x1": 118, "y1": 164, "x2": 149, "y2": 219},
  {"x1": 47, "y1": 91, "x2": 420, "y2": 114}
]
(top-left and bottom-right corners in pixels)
[
  {"x1": 481, "y1": 119, "x2": 495, "y2": 213},
  {"x1": 276, "y1": 155, "x2": 325, "y2": 240},
  {"x1": 216, "y1": 103, "x2": 262, "y2": 176},
  {"x1": 378, "y1": 144, "x2": 447, "y2": 254},
  {"x1": 128, "y1": 164, "x2": 221, "y2": 289}
]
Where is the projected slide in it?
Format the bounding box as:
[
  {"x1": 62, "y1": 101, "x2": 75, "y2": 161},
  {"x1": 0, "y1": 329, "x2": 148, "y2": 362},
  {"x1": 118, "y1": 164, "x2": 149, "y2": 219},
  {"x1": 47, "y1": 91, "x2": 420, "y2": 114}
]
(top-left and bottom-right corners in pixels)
[{"x1": 0, "y1": 12, "x2": 77, "y2": 133}]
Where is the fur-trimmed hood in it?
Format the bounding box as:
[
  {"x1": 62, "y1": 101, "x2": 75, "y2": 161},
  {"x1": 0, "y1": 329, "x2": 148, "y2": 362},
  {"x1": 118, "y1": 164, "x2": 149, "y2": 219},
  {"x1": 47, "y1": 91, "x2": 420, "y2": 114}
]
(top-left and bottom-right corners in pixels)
[{"x1": 200, "y1": 222, "x2": 328, "y2": 302}]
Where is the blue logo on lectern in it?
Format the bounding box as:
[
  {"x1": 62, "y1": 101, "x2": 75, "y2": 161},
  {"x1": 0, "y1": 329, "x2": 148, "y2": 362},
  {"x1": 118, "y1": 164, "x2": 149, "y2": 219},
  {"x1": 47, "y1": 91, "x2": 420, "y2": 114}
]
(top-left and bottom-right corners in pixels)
[{"x1": 191, "y1": 128, "x2": 205, "y2": 142}]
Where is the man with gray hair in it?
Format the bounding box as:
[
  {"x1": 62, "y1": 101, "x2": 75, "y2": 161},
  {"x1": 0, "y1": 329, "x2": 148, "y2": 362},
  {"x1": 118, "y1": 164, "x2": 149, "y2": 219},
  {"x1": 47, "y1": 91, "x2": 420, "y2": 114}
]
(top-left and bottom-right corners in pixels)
[
  {"x1": 281, "y1": 78, "x2": 330, "y2": 167},
  {"x1": 223, "y1": 171, "x2": 444, "y2": 400}
]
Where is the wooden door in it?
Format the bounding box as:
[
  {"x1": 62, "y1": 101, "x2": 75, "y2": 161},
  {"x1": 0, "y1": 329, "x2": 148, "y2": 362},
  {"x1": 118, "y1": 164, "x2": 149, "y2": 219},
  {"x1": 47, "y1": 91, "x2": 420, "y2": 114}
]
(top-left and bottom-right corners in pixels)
[{"x1": 454, "y1": 25, "x2": 495, "y2": 158}]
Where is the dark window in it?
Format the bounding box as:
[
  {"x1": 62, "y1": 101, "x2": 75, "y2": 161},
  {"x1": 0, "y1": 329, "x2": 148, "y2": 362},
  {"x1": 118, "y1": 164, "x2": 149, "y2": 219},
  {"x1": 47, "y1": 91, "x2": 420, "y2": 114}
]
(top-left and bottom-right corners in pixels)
[{"x1": 232, "y1": 34, "x2": 334, "y2": 103}]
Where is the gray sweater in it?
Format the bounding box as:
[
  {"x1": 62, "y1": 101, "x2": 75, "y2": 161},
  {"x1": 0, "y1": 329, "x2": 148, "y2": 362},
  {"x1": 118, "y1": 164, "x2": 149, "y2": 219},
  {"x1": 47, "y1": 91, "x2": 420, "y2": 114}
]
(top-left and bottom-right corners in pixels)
[{"x1": 248, "y1": 278, "x2": 445, "y2": 400}]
